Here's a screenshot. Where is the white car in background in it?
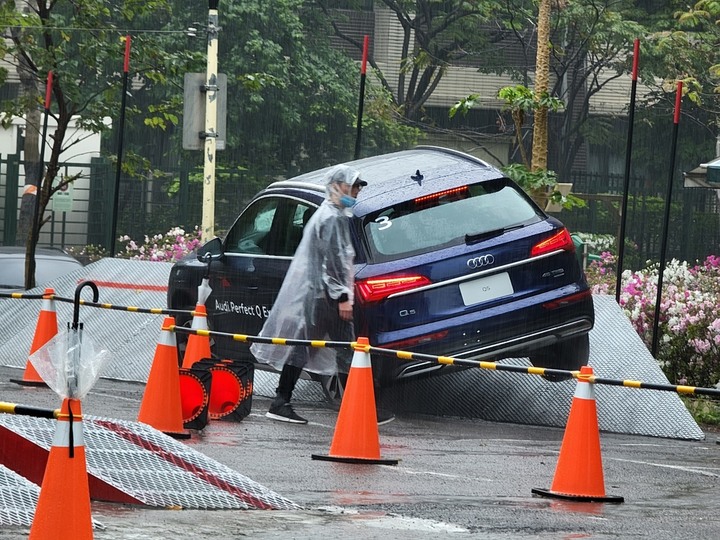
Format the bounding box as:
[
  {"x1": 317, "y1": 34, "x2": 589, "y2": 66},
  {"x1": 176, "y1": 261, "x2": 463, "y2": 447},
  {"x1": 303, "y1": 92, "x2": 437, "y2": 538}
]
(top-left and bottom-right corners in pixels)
[{"x1": 0, "y1": 247, "x2": 84, "y2": 293}]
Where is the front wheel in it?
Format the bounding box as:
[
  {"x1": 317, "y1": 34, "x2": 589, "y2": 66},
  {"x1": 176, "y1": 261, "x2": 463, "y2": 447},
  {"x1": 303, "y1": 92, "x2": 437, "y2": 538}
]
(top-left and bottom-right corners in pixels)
[{"x1": 529, "y1": 334, "x2": 590, "y2": 382}]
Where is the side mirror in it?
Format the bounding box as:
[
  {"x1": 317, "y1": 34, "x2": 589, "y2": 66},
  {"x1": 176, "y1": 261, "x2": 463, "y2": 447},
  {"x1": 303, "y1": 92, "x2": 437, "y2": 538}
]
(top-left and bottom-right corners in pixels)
[{"x1": 197, "y1": 237, "x2": 224, "y2": 263}]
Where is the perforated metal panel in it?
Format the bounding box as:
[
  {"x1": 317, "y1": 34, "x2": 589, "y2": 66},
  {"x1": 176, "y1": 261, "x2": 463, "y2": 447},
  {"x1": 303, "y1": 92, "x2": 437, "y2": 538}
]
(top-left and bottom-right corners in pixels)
[
  {"x1": 0, "y1": 414, "x2": 300, "y2": 511},
  {"x1": 0, "y1": 465, "x2": 105, "y2": 529},
  {"x1": 253, "y1": 296, "x2": 704, "y2": 440},
  {"x1": 0, "y1": 465, "x2": 38, "y2": 526},
  {"x1": 0, "y1": 260, "x2": 704, "y2": 440},
  {"x1": 0, "y1": 258, "x2": 172, "y2": 381}
]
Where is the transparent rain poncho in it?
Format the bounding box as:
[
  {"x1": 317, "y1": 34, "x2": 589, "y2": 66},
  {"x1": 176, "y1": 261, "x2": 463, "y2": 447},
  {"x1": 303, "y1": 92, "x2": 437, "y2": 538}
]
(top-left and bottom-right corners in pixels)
[{"x1": 250, "y1": 165, "x2": 358, "y2": 375}]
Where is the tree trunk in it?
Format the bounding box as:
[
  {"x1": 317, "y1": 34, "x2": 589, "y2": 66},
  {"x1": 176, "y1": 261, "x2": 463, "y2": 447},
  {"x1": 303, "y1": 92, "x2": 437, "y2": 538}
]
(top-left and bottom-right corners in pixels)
[
  {"x1": 11, "y1": 24, "x2": 42, "y2": 249},
  {"x1": 531, "y1": 0, "x2": 551, "y2": 173}
]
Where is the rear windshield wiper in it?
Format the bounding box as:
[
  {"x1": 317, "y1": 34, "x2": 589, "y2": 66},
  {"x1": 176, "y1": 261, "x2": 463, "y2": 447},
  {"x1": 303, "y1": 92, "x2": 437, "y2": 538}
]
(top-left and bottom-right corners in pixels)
[{"x1": 465, "y1": 224, "x2": 524, "y2": 245}]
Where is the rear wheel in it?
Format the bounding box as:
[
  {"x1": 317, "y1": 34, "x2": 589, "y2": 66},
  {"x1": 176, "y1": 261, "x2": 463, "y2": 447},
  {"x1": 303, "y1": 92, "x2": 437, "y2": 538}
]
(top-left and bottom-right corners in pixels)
[{"x1": 529, "y1": 334, "x2": 590, "y2": 382}]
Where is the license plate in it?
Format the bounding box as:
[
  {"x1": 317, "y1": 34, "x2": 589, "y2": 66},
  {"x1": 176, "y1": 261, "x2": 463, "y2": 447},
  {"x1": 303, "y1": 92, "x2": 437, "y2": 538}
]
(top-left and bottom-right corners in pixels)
[{"x1": 459, "y1": 272, "x2": 514, "y2": 306}]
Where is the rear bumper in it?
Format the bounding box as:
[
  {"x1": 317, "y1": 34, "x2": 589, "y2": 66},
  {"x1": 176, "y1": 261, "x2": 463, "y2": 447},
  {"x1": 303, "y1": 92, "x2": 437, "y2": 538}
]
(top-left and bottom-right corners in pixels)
[
  {"x1": 392, "y1": 316, "x2": 593, "y2": 381},
  {"x1": 371, "y1": 292, "x2": 594, "y2": 382}
]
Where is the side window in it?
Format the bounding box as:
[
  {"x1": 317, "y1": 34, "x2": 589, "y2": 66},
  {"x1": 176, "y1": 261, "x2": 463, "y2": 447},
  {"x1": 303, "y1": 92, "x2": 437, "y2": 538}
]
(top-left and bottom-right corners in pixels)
[
  {"x1": 277, "y1": 202, "x2": 316, "y2": 256},
  {"x1": 224, "y1": 197, "x2": 317, "y2": 256},
  {"x1": 225, "y1": 198, "x2": 279, "y2": 254}
]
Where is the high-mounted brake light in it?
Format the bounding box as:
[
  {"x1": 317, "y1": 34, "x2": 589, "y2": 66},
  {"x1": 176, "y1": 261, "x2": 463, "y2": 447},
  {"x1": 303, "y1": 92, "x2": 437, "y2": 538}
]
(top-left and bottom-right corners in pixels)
[
  {"x1": 356, "y1": 274, "x2": 432, "y2": 303},
  {"x1": 530, "y1": 228, "x2": 575, "y2": 257},
  {"x1": 414, "y1": 186, "x2": 469, "y2": 205}
]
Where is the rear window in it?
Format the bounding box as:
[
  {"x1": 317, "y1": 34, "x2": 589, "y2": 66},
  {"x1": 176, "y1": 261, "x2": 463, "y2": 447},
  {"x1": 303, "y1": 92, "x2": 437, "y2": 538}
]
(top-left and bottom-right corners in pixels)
[{"x1": 362, "y1": 179, "x2": 540, "y2": 262}]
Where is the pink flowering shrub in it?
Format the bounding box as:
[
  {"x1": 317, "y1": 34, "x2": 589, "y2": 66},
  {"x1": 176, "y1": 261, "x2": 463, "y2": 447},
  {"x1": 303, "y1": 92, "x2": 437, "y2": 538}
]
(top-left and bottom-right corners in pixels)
[
  {"x1": 584, "y1": 251, "x2": 617, "y2": 295},
  {"x1": 588, "y1": 253, "x2": 720, "y2": 387},
  {"x1": 117, "y1": 227, "x2": 202, "y2": 262}
]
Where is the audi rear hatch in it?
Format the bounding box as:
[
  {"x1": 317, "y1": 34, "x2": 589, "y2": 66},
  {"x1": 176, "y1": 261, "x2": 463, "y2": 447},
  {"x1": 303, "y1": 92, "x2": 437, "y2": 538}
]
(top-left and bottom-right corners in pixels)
[{"x1": 353, "y1": 179, "x2": 589, "y2": 341}]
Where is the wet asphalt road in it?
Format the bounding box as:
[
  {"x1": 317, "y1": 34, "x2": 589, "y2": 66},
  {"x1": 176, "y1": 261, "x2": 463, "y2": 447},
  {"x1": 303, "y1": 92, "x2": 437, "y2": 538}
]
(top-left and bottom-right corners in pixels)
[{"x1": 2, "y1": 368, "x2": 720, "y2": 539}]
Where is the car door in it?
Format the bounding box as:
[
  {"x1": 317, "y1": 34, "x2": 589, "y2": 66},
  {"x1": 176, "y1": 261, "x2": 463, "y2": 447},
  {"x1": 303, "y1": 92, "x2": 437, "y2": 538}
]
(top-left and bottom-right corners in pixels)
[{"x1": 208, "y1": 194, "x2": 317, "y2": 350}]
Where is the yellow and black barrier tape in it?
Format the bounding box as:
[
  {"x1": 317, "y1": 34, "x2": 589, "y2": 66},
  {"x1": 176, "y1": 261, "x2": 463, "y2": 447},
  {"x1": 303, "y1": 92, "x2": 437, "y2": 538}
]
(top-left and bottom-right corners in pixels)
[
  {"x1": 53, "y1": 295, "x2": 194, "y2": 317},
  {"x1": 0, "y1": 401, "x2": 59, "y2": 419},
  {"x1": 0, "y1": 291, "x2": 53, "y2": 300},
  {"x1": 0, "y1": 291, "x2": 198, "y2": 318},
  {"x1": 173, "y1": 325, "x2": 720, "y2": 399},
  {"x1": 173, "y1": 325, "x2": 351, "y2": 350}
]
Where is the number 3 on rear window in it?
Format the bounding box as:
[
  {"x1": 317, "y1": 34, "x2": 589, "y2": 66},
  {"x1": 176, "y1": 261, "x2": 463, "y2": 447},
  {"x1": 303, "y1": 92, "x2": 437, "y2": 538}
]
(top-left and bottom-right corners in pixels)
[{"x1": 375, "y1": 215, "x2": 392, "y2": 230}]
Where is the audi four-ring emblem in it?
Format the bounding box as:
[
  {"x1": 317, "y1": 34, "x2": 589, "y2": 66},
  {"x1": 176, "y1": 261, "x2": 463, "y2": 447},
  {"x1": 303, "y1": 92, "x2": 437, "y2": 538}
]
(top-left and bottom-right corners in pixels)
[{"x1": 466, "y1": 254, "x2": 495, "y2": 269}]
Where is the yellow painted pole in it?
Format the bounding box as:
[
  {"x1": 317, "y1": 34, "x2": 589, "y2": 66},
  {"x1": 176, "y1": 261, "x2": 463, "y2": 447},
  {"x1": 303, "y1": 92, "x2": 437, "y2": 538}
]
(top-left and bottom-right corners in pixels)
[{"x1": 201, "y1": 0, "x2": 220, "y2": 241}]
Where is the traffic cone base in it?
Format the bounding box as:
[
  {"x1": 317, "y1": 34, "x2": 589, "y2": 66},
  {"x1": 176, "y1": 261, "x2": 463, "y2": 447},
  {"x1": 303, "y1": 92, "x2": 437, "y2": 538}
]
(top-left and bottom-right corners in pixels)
[
  {"x1": 12, "y1": 288, "x2": 56, "y2": 387},
  {"x1": 29, "y1": 398, "x2": 93, "y2": 540},
  {"x1": 311, "y1": 337, "x2": 397, "y2": 465},
  {"x1": 10, "y1": 360, "x2": 47, "y2": 386},
  {"x1": 531, "y1": 487, "x2": 624, "y2": 503},
  {"x1": 138, "y1": 316, "x2": 189, "y2": 439},
  {"x1": 311, "y1": 453, "x2": 398, "y2": 465},
  {"x1": 532, "y1": 366, "x2": 623, "y2": 503}
]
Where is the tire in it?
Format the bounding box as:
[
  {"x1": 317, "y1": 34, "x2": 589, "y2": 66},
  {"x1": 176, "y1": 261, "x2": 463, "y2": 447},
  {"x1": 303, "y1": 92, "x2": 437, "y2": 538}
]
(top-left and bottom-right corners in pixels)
[
  {"x1": 529, "y1": 334, "x2": 590, "y2": 382},
  {"x1": 311, "y1": 372, "x2": 346, "y2": 405}
]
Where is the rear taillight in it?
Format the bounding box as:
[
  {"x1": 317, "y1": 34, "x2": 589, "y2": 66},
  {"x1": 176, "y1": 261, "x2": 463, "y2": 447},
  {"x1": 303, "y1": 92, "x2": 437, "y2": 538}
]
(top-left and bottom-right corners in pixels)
[
  {"x1": 542, "y1": 289, "x2": 592, "y2": 309},
  {"x1": 530, "y1": 228, "x2": 575, "y2": 257},
  {"x1": 356, "y1": 274, "x2": 432, "y2": 303}
]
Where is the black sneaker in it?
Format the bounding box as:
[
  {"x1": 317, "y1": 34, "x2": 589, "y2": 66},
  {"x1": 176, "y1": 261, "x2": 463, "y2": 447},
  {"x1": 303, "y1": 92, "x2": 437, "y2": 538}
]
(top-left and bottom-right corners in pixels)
[
  {"x1": 266, "y1": 402, "x2": 308, "y2": 424},
  {"x1": 376, "y1": 407, "x2": 395, "y2": 426}
]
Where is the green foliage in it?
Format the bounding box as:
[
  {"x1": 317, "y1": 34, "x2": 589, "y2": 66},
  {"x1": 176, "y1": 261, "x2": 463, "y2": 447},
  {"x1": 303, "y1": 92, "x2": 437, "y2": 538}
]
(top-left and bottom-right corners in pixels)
[
  {"x1": 322, "y1": 1, "x2": 502, "y2": 122},
  {"x1": 682, "y1": 396, "x2": 720, "y2": 427},
  {"x1": 502, "y1": 163, "x2": 584, "y2": 210},
  {"x1": 503, "y1": 163, "x2": 559, "y2": 193},
  {"x1": 449, "y1": 94, "x2": 480, "y2": 119},
  {"x1": 360, "y1": 83, "x2": 422, "y2": 153}
]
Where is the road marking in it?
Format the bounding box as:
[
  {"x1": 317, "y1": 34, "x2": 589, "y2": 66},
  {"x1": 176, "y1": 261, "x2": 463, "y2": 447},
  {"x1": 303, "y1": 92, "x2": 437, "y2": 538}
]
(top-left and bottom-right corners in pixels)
[
  {"x1": 397, "y1": 467, "x2": 493, "y2": 482},
  {"x1": 612, "y1": 457, "x2": 720, "y2": 477}
]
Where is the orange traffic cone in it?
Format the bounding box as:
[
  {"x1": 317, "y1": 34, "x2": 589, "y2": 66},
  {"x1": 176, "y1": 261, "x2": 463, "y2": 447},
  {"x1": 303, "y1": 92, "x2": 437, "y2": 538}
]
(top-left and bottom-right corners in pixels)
[
  {"x1": 11, "y1": 288, "x2": 56, "y2": 386},
  {"x1": 137, "y1": 317, "x2": 189, "y2": 439},
  {"x1": 180, "y1": 304, "x2": 211, "y2": 369},
  {"x1": 29, "y1": 398, "x2": 93, "y2": 540},
  {"x1": 532, "y1": 366, "x2": 623, "y2": 502},
  {"x1": 312, "y1": 337, "x2": 398, "y2": 465}
]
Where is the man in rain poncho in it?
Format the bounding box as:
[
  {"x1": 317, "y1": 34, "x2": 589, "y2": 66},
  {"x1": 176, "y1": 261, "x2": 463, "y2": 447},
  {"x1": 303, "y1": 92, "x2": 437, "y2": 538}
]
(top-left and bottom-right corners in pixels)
[{"x1": 251, "y1": 164, "x2": 366, "y2": 424}]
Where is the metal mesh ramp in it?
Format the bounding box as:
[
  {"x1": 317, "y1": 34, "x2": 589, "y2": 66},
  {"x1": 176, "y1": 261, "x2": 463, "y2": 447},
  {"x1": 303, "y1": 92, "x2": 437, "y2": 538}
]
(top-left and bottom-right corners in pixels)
[
  {"x1": 0, "y1": 414, "x2": 299, "y2": 511},
  {"x1": 0, "y1": 259, "x2": 172, "y2": 381},
  {"x1": 0, "y1": 465, "x2": 105, "y2": 529},
  {"x1": 253, "y1": 296, "x2": 704, "y2": 440},
  {"x1": 0, "y1": 465, "x2": 38, "y2": 526},
  {"x1": 375, "y1": 295, "x2": 703, "y2": 440},
  {"x1": 0, "y1": 260, "x2": 703, "y2": 439}
]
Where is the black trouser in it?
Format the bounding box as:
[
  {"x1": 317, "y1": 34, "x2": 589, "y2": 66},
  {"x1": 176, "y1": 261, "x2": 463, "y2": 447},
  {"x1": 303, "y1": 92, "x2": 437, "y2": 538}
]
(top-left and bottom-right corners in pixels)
[{"x1": 275, "y1": 364, "x2": 304, "y2": 403}]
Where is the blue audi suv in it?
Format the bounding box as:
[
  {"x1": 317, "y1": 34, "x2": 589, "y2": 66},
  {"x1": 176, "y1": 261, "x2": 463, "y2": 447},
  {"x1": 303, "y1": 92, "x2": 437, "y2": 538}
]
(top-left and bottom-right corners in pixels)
[{"x1": 168, "y1": 146, "x2": 594, "y2": 386}]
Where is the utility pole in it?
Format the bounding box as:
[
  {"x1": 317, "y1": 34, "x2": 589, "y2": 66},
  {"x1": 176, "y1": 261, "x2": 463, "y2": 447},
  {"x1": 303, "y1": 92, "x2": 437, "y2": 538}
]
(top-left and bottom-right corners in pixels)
[{"x1": 201, "y1": 0, "x2": 220, "y2": 241}]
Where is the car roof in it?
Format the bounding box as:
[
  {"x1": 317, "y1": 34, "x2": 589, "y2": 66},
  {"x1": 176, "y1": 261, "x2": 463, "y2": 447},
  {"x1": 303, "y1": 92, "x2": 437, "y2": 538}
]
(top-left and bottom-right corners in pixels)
[
  {"x1": 0, "y1": 246, "x2": 81, "y2": 261},
  {"x1": 264, "y1": 146, "x2": 506, "y2": 216}
]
